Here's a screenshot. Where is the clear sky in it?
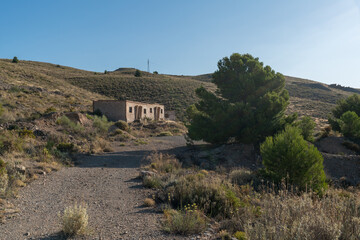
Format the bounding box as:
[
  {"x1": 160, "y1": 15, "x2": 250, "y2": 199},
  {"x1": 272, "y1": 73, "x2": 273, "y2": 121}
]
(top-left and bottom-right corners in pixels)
[{"x1": 1, "y1": 0, "x2": 360, "y2": 87}]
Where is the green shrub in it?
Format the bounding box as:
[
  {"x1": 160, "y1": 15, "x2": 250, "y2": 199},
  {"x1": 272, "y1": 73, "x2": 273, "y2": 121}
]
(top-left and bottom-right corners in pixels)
[
  {"x1": 233, "y1": 231, "x2": 247, "y2": 240},
  {"x1": 165, "y1": 174, "x2": 242, "y2": 217},
  {"x1": 0, "y1": 159, "x2": 8, "y2": 194},
  {"x1": 295, "y1": 116, "x2": 316, "y2": 142},
  {"x1": 143, "y1": 175, "x2": 163, "y2": 189},
  {"x1": 0, "y1": 131, "x2": 23, "y2": 154},
  {"x1": 114, "y1": 120, "x2": 129, "y2": 132},
  {"x1": 57, "y1": 143, "x2": 75, "y2": 152},
  {"x1": 158, "y1": 131, "x2": 173, "y2": 137},
  {"x1": 163, "y1": 208, "x2": 206, "y2": 235},
  {"x1": 12, "y1": 56, "x2": 19, "y2": 63},
  {"x1": 18, "y1": 128, "x2": 35, "y2": 138},
  {"x1": 44, "y1": 107, "x2": 57, "y2": 114},
  {"x1": 338, "y1": 111, "x2": 360, "y2": 139},
  {"x1": 330, "y1": 94, "x2": 360, "y2": 131},
  {"x1": 229, "y1": 169, "x2": 253, "y2": 185},
  {"x1": 93, "y1": 115, "x2": 112, "y2": 135},
  {"x1": 134, "y1": 69, "x2": 142, "y2": 77},
  {"x1": 261, "y1": 126, "x2": 327, "y2": 194},
  {"x1": 56, "y1": 116, "x2": 84, "y2": 135}
]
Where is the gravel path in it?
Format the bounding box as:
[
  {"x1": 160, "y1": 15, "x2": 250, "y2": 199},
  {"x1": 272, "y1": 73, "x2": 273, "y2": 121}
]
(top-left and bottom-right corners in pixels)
[{"x1": 0, "y1": 136, "x2": 189, "y2": 240}]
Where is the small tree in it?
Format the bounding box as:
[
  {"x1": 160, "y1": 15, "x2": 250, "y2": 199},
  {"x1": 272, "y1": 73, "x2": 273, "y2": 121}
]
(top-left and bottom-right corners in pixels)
[
  {"x1": 329, "y1": 94, "x2": 360, "y2": 131},
  {"x1": 134, "y1": 69, "x2": 142, "y2": 77},
  {"x1": 338, "y1": 111, "x2": 360, "y2": 139},
  {"x1": 261, "y1": 126, "x2": 327, "y2": 194},
  {"x1": 295, "y1": 116, "x2": 316, "y2": 142},
  {"x1": 12, "y1": 56, "x2": 19, "y2": 63},
  {"x1": 104, "y1": 70, "x2": 108, "y2": 74},
  {"x1": 153, "y1": 71, "x2": 158, "y2": 75},
  {"x1": 187, "y1": 53, "x2": 290, "y2": 144}
]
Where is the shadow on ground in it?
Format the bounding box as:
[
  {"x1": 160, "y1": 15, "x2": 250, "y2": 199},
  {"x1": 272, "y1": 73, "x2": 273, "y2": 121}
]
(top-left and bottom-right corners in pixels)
[{"x1": 74, "y1": 145, "x2": 193, "y2": 169}]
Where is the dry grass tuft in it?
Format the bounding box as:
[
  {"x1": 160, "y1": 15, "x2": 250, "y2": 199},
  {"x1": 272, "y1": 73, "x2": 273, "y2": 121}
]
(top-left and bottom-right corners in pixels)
[
  {"x1": 162, "y1": 207, "x2": 206, "y2": 235},
  {"x1": 144, "y1": 198, "x2": 156, "y2": 207},
  {"x1": 146, "y1": 152, "x2": 181, "y2": 174},
  {"x1": 59, "y1": 203, "x2": 89, "y2": 236}
]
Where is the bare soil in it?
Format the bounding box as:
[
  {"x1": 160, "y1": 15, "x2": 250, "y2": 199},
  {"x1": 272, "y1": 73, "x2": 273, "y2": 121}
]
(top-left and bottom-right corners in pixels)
[{"x1": 0, "y1": 136, "x2": 189, "y2": 240}]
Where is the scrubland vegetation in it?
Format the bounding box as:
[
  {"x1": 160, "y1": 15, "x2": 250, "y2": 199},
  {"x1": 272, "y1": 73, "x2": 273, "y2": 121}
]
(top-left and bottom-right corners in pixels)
[
  {"x1": 141, "y1": 151, "x2": 360, "y2": 239},
  {"x1": 2, "y1": 55, "x2": 360, "y2": 238},
  {"x1": 137, "y1": 54, "x2": 360, "y2": 239}
]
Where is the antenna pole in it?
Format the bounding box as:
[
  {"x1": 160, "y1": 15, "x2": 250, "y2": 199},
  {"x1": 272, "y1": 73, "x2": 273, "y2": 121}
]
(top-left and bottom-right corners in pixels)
[{"x1": 147, "y1": 59, "x2": 150, "y2": 72}]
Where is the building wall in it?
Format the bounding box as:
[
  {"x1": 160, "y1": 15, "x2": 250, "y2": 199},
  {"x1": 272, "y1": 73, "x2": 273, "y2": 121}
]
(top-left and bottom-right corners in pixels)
[
  {"x1": 125, "y1": 101, "x2": 164, "y2": 123},
  {"x1": 93, "y1": 100, "x2": 126, "y2": 122},
  {"x1": 93, "y1": 100, "x2": 165, "y2": 123}
]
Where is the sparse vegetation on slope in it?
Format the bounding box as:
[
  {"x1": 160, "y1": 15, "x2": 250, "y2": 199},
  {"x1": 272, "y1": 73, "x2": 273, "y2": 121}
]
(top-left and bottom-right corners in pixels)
[{"x1": 1, "y1": 58, "x2": 358, "y2": 123}]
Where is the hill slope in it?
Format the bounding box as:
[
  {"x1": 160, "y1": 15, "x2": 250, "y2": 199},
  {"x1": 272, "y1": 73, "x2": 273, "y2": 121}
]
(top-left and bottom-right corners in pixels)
[
  {"x1": 1, "y1": 59, "x2": 359, "y2": 122},
  {"x1": 0, "y1": 59, "x2": 109, "y2": 122}
]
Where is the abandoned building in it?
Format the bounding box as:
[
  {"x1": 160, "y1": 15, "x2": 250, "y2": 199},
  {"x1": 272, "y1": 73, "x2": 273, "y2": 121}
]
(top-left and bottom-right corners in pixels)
[{"x1": 93, "y1": 100, "x2": 165, "y2": 122}]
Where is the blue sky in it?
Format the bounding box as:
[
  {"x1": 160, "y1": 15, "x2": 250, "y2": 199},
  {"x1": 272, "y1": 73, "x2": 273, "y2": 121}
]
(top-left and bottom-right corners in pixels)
[{"x1": 1, "y1": 0, "x2": 360, "y2": 87}]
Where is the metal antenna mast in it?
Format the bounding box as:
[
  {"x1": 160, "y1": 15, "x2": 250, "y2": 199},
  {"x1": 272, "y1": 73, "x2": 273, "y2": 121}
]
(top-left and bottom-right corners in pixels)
[{"x1": 147, "y1": 59, "x2": 150, "y2": 72}]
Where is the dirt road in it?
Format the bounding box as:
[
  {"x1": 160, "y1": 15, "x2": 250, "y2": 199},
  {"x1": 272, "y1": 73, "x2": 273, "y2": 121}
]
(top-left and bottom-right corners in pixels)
[{"x1": 0, "y1": 136, "x2": 189, "y2": 240}]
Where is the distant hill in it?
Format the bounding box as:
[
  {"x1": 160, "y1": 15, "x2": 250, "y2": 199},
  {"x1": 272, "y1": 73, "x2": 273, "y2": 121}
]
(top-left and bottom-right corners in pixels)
[{"x1": 1, "y1": 58, "x2": 359, "y2": 122}]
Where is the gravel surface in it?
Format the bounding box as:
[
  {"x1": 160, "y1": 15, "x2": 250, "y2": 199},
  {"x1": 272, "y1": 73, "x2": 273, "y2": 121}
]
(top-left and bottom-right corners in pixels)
[{"x1": 0, "y1": 136, "x2": 190, "y2": 240}]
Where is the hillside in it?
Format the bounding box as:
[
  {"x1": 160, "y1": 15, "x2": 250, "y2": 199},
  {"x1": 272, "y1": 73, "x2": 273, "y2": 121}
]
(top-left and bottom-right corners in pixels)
[
  {"x1": 1, "y1": 59, "x2": 359, "y2": 122},
  {"x1": 0, "y1": 59, "x2": 109, "y2": 122}
]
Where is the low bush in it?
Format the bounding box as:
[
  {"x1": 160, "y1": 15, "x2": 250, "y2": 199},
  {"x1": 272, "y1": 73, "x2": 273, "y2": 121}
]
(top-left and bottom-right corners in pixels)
[
  {"x1": 233, "y1": 231, "x2": 247, "y2": 240},
  {"x1": 164, "y1": 173, "x2": 243, "y2": 218},
  {"x1": 56, "y1": 116, "x2": 84, "y2": 135},
  {"x1": 134, "y1": 69, "x2": 142, "y2": 77},
  {"x1": 114, "y1": 120, "x2": 130, "y2": 132},
  {"x1": 0, "y1": 131, "x2": 23, "y2": 154},
  {"x1": 158, "y1": 131, "x2": 173, "y2": 137},
  {"x1": 0, "y1": 159, "x2": 8, "y2": 194},
  {"x1": 146, "y1": 152, "x2": 181, "y2": 173},
  {"x1": 57, "y1": 143, "x2": 75, "y2": 153},
  {"x1": 44, "y1": 107, "x2": 57, "y2": 114},
  {"x1": 261, "y1": 126, "x2": 327, "y2": 194},
  {"x1": 12, "y1": 56, "x2": 19, "y2": 63},
  {"x1": 59, "y1": 203, "x2": 89, "y2": 236},
  {"x1": 93, "y1": 115, "x2": 112, "y2": 135},
  {"x1": 229, "y1": 169, "x2": 253, "y2": 186},
  {"x1": 162, "y1": 207, "x2": 206, "y2": 235},
  {"x1": 144, "y1": 198, "x2": 156, "y2": 207},
  {"x1": 18, "y1": 128, "x2": 35, "y2": 138},
  {"x1": 143, "y1": 175, "x2": 163, "y2": 189}
]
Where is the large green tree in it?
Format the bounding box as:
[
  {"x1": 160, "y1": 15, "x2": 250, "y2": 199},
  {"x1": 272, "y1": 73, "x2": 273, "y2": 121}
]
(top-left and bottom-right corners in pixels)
[{"x1": 187, "y1": 53, "x2": 290, "y2": 144}]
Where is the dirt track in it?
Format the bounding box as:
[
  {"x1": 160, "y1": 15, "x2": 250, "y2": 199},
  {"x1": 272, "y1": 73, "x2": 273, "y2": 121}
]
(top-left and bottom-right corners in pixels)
[{"x1": 0, "y1": 136, "x2": 189, "y2": 240}]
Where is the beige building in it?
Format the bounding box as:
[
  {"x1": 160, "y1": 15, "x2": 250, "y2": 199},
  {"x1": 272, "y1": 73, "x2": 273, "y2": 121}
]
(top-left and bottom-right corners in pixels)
[{"x1": 93, "y1": 100, "x2": 165, "y2": 122}]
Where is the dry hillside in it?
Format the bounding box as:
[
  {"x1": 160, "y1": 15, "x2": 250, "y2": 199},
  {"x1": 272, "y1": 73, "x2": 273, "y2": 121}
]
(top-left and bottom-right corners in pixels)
[{"x1": 1, "y1": 59, "x2": 359, "y2": 123}]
